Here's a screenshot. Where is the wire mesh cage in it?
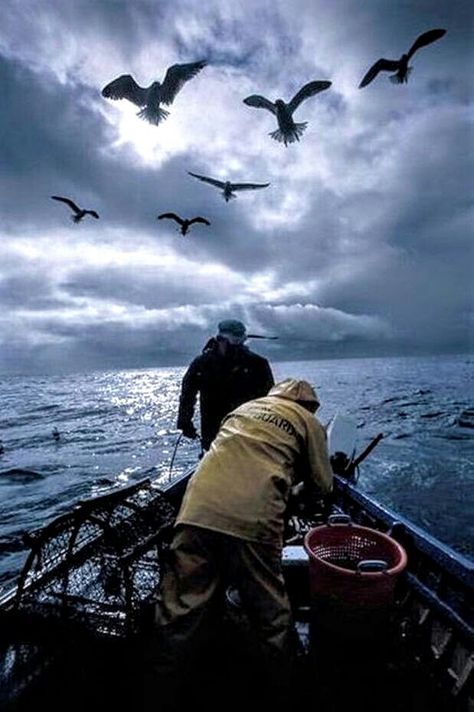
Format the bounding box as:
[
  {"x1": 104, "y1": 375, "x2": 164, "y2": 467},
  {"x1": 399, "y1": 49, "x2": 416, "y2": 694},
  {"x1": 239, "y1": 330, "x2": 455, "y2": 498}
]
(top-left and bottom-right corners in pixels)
[{"x1": 8, "y1": 478, "x2": 177, "y2": 640}]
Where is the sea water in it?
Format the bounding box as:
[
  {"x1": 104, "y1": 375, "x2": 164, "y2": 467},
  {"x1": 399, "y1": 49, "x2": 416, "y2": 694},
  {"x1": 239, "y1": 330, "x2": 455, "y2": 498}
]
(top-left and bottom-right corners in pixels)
[{"x1": 0, "y1": 353, "x2": 473, "y2": 591}]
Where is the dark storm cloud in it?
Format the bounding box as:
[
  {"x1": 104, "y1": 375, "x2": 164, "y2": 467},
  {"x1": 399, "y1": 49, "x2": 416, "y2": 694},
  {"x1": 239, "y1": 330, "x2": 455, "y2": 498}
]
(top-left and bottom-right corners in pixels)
[
  {"x1": 61, "y1": 264, "x2": 237, "y2": 308},
  {"x1": 0, "y1": 54, "x2": 116, "y2": 229},
  {"x1": 169, "y1": 3, "x2": 306, "y2": 83},
  {"x1": 315, "y1": 104, "x2": 473, "y2": 343},
  {"x1": 0, "y1": 0, "x2": 472, "y2": 374},
  {"x1": 1, "y1": 0, "x2": 168, "y2": 68},
  {"x1": 0, "y1": 273, "x2": 67, "y2": 311},
  {"x1": 0, "y1": 51, "x2": 277, "y2": 271}
]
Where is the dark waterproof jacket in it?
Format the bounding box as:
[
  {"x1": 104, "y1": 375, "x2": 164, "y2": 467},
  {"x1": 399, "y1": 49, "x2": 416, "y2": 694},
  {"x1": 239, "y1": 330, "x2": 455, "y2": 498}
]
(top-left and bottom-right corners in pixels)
[{"x1": 177, "y1": 339, "x2": 274, "y2": 450}]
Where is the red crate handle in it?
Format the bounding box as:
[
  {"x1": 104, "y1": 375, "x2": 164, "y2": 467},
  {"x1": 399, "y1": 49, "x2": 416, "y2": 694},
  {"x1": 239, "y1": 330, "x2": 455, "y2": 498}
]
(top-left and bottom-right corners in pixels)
[{"x1": 356, "y1": 559, "x2": 389, "y2": 574}]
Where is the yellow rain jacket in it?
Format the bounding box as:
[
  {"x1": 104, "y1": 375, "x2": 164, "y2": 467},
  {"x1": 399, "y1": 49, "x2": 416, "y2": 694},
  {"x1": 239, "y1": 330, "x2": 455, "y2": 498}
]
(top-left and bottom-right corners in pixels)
[{"x1": 176, "y1": 378, "x2": 333, "y2": 547}]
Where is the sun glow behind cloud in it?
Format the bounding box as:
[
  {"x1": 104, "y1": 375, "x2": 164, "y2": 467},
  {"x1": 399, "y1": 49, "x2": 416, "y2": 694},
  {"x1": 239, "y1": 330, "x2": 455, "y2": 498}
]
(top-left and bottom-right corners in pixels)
[
  {"x1": 0, "y1": 0, "x2": 471, "y2": 372},
  {"x1": 102, "y1": 102, "x2": 194, "y2": 167}
]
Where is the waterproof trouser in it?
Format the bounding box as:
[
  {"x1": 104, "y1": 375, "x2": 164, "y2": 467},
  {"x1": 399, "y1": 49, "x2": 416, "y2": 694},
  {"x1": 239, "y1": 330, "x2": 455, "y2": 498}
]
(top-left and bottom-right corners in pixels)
[{"x1": 143, "y1": 524, "x2": 294, "y2": 711}]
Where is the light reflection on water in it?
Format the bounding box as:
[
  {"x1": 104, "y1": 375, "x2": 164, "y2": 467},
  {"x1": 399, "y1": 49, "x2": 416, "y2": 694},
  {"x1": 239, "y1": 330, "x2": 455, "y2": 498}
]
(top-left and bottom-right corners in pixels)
[{"x1": 0, "y1": 354, "x2": 472, "y2": 587}]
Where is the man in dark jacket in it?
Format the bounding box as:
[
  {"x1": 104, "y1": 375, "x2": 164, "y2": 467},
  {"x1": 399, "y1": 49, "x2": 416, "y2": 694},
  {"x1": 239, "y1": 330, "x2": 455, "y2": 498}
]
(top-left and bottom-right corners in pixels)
[{"x1": 176, "y1": 319, "x2": 274, "y2": 450}]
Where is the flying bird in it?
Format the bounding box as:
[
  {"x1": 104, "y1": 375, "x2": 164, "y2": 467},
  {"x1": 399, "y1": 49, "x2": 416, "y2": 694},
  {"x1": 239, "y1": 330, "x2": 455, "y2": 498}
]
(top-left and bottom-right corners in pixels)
[
  {"x1": 188, "y1": 172, "x2": 270, "y2": 202},
  {"x1": 101, "y1": 60, "x2": 207, "y2": 125},
  {"x1": 243, "y1": 80, "x2": 331, "y2": 146},
  {"x1": 358, "y1": 28, "x2": 447, "y2": 88},
  {"x1": 158, "y1": 212, "x2": 210, "y2": 235},
  {"x1": 51, "y1": 196, "x2": 99, "y2": 223}
]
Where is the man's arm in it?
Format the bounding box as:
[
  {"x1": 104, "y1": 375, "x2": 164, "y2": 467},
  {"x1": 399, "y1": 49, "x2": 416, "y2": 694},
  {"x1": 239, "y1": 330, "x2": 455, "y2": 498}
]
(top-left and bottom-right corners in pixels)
[
  {"x1": 305, "y1": 419, "x2": 334, "y2": 495},
  {"x1": 176, "y1": 361, "x2": 200, "y2": 438},
  {"x1": 263, "y1": 359, "x2": 275, "y2": 392},
  {"x1": 253, "y1": 357, "x2": 274, "y2": 396}
]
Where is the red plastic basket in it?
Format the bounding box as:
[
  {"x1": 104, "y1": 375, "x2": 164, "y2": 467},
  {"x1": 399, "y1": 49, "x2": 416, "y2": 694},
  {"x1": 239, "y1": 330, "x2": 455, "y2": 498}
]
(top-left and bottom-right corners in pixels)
[{"x1": 304, "y1": 515, "x2": 407, "y2": 610}]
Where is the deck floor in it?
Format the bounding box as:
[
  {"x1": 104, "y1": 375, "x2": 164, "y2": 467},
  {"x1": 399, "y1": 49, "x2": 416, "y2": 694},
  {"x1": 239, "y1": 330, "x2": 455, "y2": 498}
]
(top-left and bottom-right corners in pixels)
[{"x1": 5, "y1": 603, "x2": 453, "y2": 712}]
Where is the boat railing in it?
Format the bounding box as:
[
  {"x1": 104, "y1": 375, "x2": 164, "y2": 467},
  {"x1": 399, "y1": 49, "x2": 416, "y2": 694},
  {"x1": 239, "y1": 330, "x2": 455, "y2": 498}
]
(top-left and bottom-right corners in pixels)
[{"x1": 332, "y1": 475, "x2": 473, "y2": 707}]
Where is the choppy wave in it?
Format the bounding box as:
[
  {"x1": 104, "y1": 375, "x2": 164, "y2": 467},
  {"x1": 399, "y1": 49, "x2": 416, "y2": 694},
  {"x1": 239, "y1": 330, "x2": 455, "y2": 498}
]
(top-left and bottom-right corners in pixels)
[
  {"x1": 0, "y1": 468, "x2": 45, "y2": 483},
  {"x1": 457, "y1": 408, "x2": 474, "y2": 428}
]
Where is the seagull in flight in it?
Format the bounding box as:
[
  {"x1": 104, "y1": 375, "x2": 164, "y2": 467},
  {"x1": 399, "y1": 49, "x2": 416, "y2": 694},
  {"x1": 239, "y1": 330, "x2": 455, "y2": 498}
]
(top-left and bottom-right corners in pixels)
[
  {"x1": 188, "y1": 172, "x2": 270, "y2": 202},
  {"x1": 243, "y1": 80, "x2": 331, "y2": 146},
  {"x1": 101, "y1": 60, "x2": 207, "y2": 125},
  {"x1": 358, "y1": 28, "x2": 447, "y2": 88},
  {"x1": 158, "y1": 213, "x2": 210, "y2": 235},
  {"x1": 51, "y1": 196, "x2": 99, "y2": 223}
]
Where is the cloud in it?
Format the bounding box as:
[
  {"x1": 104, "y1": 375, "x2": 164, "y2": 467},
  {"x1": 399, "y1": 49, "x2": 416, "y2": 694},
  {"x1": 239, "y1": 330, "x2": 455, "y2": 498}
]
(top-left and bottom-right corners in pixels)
[{"x1": 0, "y1": 0, "x2": 472, "y2": 373}]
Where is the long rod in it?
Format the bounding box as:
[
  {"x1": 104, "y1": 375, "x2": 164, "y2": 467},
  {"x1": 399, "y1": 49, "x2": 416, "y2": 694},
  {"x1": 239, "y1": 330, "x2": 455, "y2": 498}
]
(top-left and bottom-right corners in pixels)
[
  {"x1": 169, "y1": 433, "x2": 183, "y2": 480},
  {"x1": 350, "y1": 432, "x2": 384, "y2": 471}
]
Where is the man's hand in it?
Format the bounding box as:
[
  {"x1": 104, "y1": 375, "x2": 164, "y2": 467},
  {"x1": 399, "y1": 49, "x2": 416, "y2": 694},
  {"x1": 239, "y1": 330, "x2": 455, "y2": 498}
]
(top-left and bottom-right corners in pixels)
[
  {"x1": 288, "y1": 481, "x2": 331, "y2": 518},
  {"x1": 180, "y1": 422, "x2": 198, "y2": 440},
  {"x1": 287, "y1": 482, "x2": 306, "y2": 516}
]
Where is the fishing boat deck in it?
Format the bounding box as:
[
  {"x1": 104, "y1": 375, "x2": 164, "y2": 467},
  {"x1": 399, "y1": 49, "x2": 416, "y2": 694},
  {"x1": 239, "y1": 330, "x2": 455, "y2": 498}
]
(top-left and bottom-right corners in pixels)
[
  {"x1": 2, "y1": 587, "x2": 455, "y2": 712},
  {"x1": 1, "y1": 472, "x2": 472, "y2": 712}
]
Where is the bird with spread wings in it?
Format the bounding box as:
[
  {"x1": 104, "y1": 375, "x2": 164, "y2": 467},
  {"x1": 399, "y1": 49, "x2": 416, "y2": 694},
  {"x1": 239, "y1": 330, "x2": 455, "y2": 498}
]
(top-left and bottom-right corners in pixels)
[
  {"x1": 243, "y1": 80, "x2": 331, "y2": 146},
  {"x1": 51, "y1": 196, "x2": 99, "y2": 223},
  {"x1": 188, "y1": 172, "x2": 270, "y2": 202},
  {"x1": 102, "y1": 60, "x2": 207, "y2": 125},
  {"x1": 359, "y1": 28, "x2": 446, "y2": 88},
  {"x1": 158, "y1": 213, "x2": 210, "y2": 236}
]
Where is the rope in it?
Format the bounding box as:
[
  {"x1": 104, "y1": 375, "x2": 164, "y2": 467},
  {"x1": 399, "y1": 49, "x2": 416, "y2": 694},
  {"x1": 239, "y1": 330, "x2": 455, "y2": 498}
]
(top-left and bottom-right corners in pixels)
[
  {"x1": 168, "y1": 432, "x2": 203, "y2": 480},
  {"x1": 168, "y1": 432, "x2": 183, "y2": 481}
]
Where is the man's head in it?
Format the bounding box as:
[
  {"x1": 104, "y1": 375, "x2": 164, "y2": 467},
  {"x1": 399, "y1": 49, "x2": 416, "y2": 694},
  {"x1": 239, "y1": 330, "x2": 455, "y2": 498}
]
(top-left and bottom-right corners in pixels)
[
  {"x1": 269, "y1": 378, "x2": 320, "y2": 413},
  {"x1": 217, "y1": 319, "x2": 247, "y2": 346}
]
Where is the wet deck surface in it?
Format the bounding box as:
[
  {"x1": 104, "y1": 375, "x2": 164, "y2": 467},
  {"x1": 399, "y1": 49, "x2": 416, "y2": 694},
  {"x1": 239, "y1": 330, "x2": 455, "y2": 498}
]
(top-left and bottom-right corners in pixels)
[
  {"x1": 6, "y1": 604, "x2": 451, "y2": 712},
  {"x1": 3, "y1": 554, "x2": 461, "y2": 712}
]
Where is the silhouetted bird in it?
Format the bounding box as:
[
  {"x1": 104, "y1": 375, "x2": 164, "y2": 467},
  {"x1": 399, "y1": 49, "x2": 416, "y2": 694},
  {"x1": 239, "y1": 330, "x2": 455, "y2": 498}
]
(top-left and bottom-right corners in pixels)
[
  {"x1": 158, "y1": 213, "x2": 210, "y2": 235},
  {"x1": 188, "y1": 172, "x2": 270, "y2": 201},
  {"x1": 101, "y1": 60, "x2": 207, "y2": 125},
  {"x1": 358, "y1": 28, "x2": 447, "y2": 88},
  {"x1": 243, "y1": 80, "x2": 331, "y2": 146},
  {"x1": 52, "y1": 427, "x2": 60, "y2": 441},
  {"x1": 51, "y1": 196, "x2": 99, "y2": 223}
]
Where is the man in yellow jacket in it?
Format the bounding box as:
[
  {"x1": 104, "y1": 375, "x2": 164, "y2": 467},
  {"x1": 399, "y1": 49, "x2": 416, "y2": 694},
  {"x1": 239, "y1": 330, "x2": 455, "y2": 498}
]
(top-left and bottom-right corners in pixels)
[{"x1": 147, "y1": 378, "x2": 333, "y2": 710}]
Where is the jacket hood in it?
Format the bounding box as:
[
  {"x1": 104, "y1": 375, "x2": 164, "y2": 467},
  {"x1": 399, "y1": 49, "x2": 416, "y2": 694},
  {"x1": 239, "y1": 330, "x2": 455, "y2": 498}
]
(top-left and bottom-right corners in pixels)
[{"x1": 268, "y1": 378, "x2": 319, "y2": 408}]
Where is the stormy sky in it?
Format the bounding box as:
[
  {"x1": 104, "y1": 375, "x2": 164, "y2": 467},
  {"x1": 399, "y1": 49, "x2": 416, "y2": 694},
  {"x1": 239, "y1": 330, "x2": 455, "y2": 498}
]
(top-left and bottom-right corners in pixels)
[{"x1": 0, "y1": 0, "x2": 472, "y2": 374}]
